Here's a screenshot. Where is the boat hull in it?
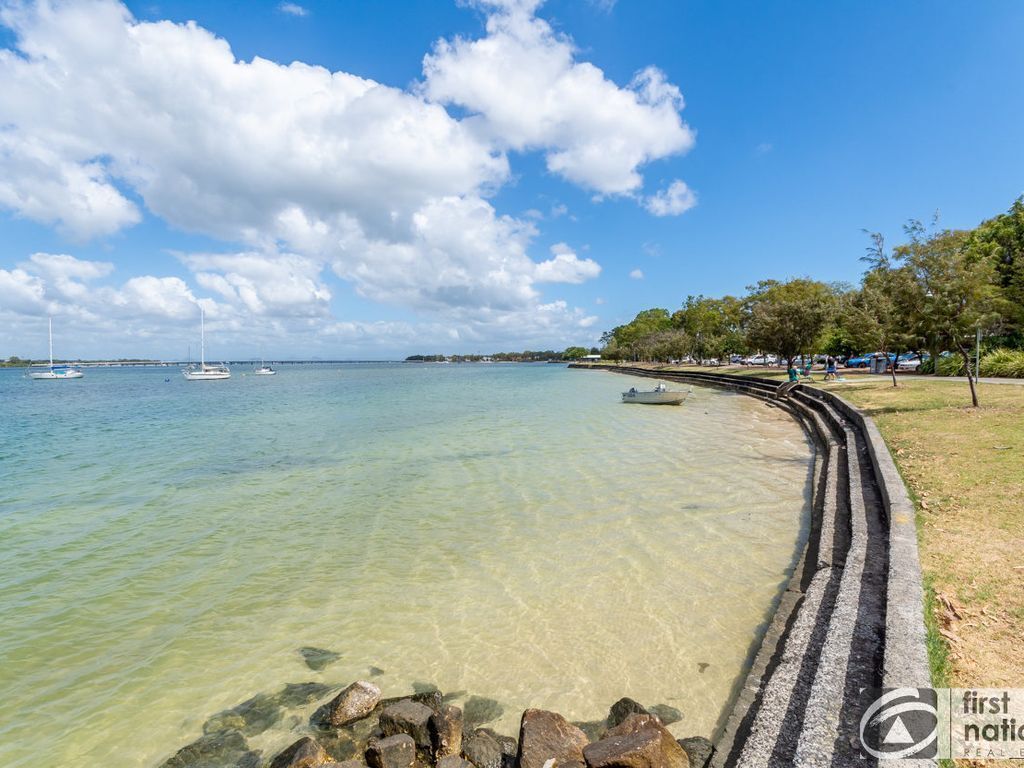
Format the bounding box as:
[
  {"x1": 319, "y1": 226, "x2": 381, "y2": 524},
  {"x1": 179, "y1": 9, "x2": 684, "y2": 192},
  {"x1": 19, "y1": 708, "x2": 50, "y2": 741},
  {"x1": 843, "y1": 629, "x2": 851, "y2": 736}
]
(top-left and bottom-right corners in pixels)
[
  {"x1": 253, "y1": 369, "x2": 276, "y2": 376},
  {"x1": 183, "y1": 368, "x2": 231, "y2": 381},
  {"x1": 28, "y1": 369, "x2": 84, "y2": 379},
  {"x1": 621, "y1": 390, "x2": 687, "y2": 405}
]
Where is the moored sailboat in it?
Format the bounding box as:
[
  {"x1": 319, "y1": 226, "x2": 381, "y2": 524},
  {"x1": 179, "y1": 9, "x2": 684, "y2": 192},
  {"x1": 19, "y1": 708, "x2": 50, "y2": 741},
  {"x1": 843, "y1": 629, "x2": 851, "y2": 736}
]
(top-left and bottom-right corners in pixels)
[
  {"x1": 182, "y1": 308, "x2": 230, "y2": 381},
  {"x1": 27, "y1": 318, "x2": 84, "y2": 380}
]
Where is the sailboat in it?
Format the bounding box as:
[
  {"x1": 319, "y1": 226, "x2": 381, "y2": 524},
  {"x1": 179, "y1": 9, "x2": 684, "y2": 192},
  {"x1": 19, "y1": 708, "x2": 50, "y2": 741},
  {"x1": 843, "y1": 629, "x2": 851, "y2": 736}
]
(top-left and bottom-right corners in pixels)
[
  {"x1": 182, "y1": 307, "x2": 230, "y2": 381},
  {"x1": 253, "y1": 356, "x2": 276, "y2": 376},
  {"x1": 28, "y1": 317, "x2": 84, "y2": 380}
]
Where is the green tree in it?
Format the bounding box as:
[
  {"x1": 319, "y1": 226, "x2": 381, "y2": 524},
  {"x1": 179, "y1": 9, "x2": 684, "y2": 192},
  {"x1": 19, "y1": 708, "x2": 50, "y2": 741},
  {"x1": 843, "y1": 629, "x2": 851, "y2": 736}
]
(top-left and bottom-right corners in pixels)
[
  {"x1": 744, "y1": 278, "x2": 837, "y2": 369},
  {"x1": 965, "y1": 196, "x2": 1024, "y2": 347},
  {"x1": 562, "y1": 346, "x2": 589, "y2": 360}
]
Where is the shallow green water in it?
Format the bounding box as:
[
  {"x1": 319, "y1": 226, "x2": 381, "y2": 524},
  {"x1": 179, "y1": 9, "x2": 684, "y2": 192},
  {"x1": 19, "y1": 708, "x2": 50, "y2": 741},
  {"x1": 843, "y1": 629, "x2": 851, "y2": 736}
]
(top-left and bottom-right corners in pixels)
[{"x1": 0, "y1": 363, "x2": 812, "y2": 766}]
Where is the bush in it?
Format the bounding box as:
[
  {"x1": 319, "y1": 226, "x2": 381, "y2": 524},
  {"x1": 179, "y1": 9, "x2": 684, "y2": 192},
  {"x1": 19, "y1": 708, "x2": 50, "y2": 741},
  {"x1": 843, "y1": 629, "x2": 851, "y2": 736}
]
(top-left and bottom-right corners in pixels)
[
  {"x1": 980, "y1": 348, "x2": 1024, "y2": 378},
  {"x1": 919, "y1": 355, "x2": 966, "y2": 376}
]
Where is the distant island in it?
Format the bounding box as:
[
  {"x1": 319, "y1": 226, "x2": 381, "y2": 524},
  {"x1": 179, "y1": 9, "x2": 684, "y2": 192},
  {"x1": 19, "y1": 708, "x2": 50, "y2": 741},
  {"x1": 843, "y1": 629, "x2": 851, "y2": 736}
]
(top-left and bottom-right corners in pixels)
[{"x1": 405, "y1": 347, "x2": 600, "y2": 363}]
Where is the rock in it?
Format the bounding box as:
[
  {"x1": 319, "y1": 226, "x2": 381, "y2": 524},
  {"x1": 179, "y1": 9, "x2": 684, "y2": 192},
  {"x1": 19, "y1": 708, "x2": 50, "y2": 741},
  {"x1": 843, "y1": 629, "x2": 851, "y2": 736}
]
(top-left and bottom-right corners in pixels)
[
  {"x1": 463, "y1": 730, "x2": 504, "y2": 768},
  {"x1": 369, "y1": 667, "x2": 386, "y2": 677},
  {"x1": 366, "y1": 734, "x2": 416, "y2": 768},
  {"x1": 412, "y1": 681, "x2": 440, "y2": 695},
  {"x1": 430, "y1": 704, "x2": 463, "y2": 758},
  {"x1": 411, "y1": 689, "x2": 444, "y2": 714},
  {"x1": 379, "y1": 699, "x2": 435, "y2": 750},
  {"x1": 203, "y1": 692, "x2": 283, "y2": 736},
  {"x1": 278, "y1": 682, "x2": 337, "y2": 709},
  {"x1": 318, "y1": 730, "x2": 360, "y2": 762},
  {"x1": 270, "y1": 737, "x2": 332, "y2": 768},
  {"x1": 474, "y1": 728, "x2": 516, "y2": 758},
  {"x1": 572, "y1": 721, "x2": 607, "y2": 742},
  {"x1": 583, "y1": 726, "x2": 664, "y2": 768},
  {"x1": 316, "y1": 681, "x2": 383, "y2": 729},
  {"x1": 646, "y1": 706, "x2": 681, "y2": 727},
  {"x1": 463, "y1": 696, "x2": 504, "y2": 728},
  {"x1": 158, "y1": 730, "x2": 259, "y2": 768},
  {"x1": 607, "y1": 699, "x2": 648, "y2": 730},
  {"x1": 437, "y1": 757, "x2": 474, "y2": 768},
  {"x1": 676, "y1": 738, "x2": 712, "y2": 768},
  {"x1": 516, "y1": 709, "x2": 590, "y2": 768},
  {"x1": 326, "y1": 762, "x2": 366, "y2": 768},
  {"x1": 300, "y1": 646, "x2": 342, "y2": 671},
  {"x1": 604, "y1": 715, "x2": 687, "y2": 768}
]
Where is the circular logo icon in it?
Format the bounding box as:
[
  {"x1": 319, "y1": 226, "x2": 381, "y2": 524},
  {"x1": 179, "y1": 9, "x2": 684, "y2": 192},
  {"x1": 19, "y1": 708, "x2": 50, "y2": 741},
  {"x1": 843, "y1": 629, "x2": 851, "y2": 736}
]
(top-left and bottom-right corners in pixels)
[{"x1": 860, "y1": 688, "x2": 938, "y2": 759}]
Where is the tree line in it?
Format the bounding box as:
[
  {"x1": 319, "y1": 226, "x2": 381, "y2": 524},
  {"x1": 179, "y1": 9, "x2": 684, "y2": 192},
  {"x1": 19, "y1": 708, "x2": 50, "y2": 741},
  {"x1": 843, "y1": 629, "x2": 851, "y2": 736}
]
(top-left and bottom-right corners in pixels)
[{"x1": 599, "y1": 197, "x2": 1024, "y2": 406}]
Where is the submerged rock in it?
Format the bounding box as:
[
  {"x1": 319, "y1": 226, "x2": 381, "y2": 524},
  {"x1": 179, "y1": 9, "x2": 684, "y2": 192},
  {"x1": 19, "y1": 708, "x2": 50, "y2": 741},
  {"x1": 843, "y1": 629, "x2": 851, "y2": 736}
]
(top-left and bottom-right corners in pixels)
[
  {"x1": 278, "y1": 682, "x2": 338, "y2": 709},
  {"x1": 269, "y1": 736, "x2": 331, "y2": 768},
  {"x1": 369, "y1": 667, "x2": 386, "y2": 677},
  {"x1": 203, "y1": 693, "x2": 283, "y2": 736},
  {"x1": 463, "y1": 730, "x2": 503, "y2": 768},
  {"x1": 474, "y1": 728, "x2": 516, "y2": 759},
  {"x1": 463, "y1": 696, "x2": 503, "y2": 729},
  {"x1": 602, "y1": 714, "x2": 687, "y2": 768},
  {"x1": 314, "y1": 681, "x2": 383, "y2": 729},
  {"x1": 158, "y1": 729, "x2": 260, "y2": 768},
  {"x1": 318, "y1": 730, "x2": 360, "y2": 762},
  {"x1": 607, "y1": 699, "x2": 648, "y2": 730},
  {"x1": 430, "y1": 704, "x2": 463, "y2": 759},
  {"x1": 411, "y1": 689, "x2": 444, "y2": 714},
  {"x1": 676, "y1": 738, "x2": 712, "y2": 768},
  {"x1": 516, "y1": 709, "x2": 589, "y2": 768},
  {"x1": 366, "y1": 734, "x2": 416, "y2": 768},
  {"x1": 572, "y1": 721, "x2": 607, "y2": 742},
  {"x1": 300, "y1": 647, "x2": 342, "y2": 671},
  {"x1": 646, "y1": 706, "x2": 682, "y2": 727},
  {"x1": 379, "y1": 699, "x2": 434, "y2": 750}
]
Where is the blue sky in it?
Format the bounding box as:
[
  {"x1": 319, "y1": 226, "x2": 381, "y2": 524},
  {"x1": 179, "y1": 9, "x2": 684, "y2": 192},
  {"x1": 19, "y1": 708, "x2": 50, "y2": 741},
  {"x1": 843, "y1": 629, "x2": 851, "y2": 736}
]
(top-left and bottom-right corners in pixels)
[{"x1": 2, "y1": 0, "x2": 1022, "y2": 360}]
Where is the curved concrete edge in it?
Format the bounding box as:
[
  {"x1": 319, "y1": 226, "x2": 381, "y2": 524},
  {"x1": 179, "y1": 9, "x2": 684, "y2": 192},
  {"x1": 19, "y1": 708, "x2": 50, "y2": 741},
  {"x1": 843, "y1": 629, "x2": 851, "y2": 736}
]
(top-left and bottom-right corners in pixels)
[{"x1": 570, "y1": 364, "x2": 934, "y2": 767}]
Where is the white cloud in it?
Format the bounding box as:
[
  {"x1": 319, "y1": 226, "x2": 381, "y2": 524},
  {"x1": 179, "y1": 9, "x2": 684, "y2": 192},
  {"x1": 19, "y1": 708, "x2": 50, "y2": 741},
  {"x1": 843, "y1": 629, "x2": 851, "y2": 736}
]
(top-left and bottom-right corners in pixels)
[
  {"x1": 756, "y1": 141, "x2": 773, "y2": 155},
  {"x1": 629, "y1": 268, "x2": 644, "y2": 280},
  {"x1": 278, "y1": 2, "x2": 308, "y2": 17},
  {"x1": 533, "y1": 242, "x2": 601, "y2": 284},
  {"x1": 644, "y1": 179, "x2": 697, "y2": 217},
  {"x1": 0, "y1": 267, "x2": 49, "y2": 314},
  {"x1": 421, "y1": 1, "x2": 694, "y2": 195}
]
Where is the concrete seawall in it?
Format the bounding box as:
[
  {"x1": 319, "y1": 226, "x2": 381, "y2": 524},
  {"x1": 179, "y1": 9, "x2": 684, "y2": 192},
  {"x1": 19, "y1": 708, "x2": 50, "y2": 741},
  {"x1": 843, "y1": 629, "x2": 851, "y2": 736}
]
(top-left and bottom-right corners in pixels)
[{"x1": 570, "y1": 365, "x2": 933, "y2": 768}]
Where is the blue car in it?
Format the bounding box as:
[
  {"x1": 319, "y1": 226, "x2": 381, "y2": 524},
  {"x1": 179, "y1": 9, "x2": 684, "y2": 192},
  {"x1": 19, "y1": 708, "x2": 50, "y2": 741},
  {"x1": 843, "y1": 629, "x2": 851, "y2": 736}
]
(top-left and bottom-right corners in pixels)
[{"x1": 845, "y1": 352, "x2": 896, "y2": 369}]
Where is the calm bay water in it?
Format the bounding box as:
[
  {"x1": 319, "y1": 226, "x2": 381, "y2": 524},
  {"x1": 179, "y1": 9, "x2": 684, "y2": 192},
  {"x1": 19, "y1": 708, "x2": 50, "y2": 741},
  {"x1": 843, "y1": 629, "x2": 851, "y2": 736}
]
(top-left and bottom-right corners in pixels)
[{"x1": 0, "y1": 363, "x2": 812, "y2": 766}]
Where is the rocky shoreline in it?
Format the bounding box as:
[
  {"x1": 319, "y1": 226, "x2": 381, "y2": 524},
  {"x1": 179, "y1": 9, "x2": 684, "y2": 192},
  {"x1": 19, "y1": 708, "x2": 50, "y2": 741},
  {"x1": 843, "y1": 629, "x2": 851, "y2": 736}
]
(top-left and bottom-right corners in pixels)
[{"x1": 159, "y1": 675, "x2": 712, "y2": 768}]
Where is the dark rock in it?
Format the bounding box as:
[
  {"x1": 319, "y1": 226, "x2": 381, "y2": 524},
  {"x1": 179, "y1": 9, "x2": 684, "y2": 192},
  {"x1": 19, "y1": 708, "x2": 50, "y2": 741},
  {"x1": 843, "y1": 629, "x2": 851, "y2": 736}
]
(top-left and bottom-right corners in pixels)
[
  {"x1": 278, "y1": 682, "x2": 337, "y2": 709},
  {"x1": 369, "y1": 667, "x2": 386, "y2": 677},
  {"x1": 463, "y1": 730, "x2": 504, "y2": 768},
  {"x1": 463, "y1": 696, "x2": 504, "y2": 728},
  {"x1": 676, "y1": 738, "x2": 712, "y2": 768},
  {"x1": 300, "y1": 646, "x2": 342, "y2": 671},
  {"x1": 366, "y1": 734, "x2": 416, "y2": 768},
  {"x1": 318, "y1": 730, "x2": 360, "y2": 762},
  {"x1": 646, "y1": 706, "x2": 682, "y2": 727},
  {"x1": 583, "y1": 726, "x2": 663, "y2": 768},
  {"x1": 380, "y1": 699, "x2": 435, "y2": 750},
  {"x1": 607, "y1": 699, "x2": 648, "y2": 730},
  {"x1": 412, "y1": 681, "x2": 440, "y2": 695},
  {"x1": 474, "y1": 728, "x2": 516, "y2": 758},
  {"x1": 315, "y1": 681, "x2": 383, "y2": 729},
  {"x1": 437, "y1": 757, "x2": 474, "y2": 768},
  {"x1": 159, "y1": 730, "x2": 257, "y2": 768},
  {"x1": 430, "y1": 704, "x2": 463, "y2": 758},
  {"x1": 516, "y1": 709, "x2": 589, "y2": 768},
  {"x1": 270, "y1": 737, "x2": 331, "y2": 768},
  {"x1": 572, "y1": 721, "x2": 607, "y2": 743},
  {"x1": 442, "y1": 690, "x2": 467, "y2": 703},
  {"x1": 326, "y1": 761, "x2": 367, "y2": 768},
  {"x1": 411, "y1": 689, "x2": 444, "y2": 714},
  {"x1": 604, "y1": 715, "x2": 687, "y2": 768},
  {"x1": 203, "y1": 692, "x2": 283, "y2": 736}
]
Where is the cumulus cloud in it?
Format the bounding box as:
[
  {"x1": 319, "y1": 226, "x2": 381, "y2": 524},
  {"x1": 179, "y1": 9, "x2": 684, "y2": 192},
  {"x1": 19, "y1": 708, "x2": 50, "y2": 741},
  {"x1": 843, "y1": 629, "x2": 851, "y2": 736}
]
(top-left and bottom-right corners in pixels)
[
  {"x1": 278, "y1": 2, "x2": 308, "y2": 16},
  {"x1": 644, "y1": 179, "x2": 697, "y2": 217},
  {"x1": 0, "y1": 0, "x2": 693, "y2": 351},
  {"x1": 421, "y1": 0, "x2": 694, "y2": 194},
  {"x1": 534, "y1": 243, "x2": 601, "y2": 284},
  {"x1": 629, "y1": 269, "x2": 644, "y2": 280}
]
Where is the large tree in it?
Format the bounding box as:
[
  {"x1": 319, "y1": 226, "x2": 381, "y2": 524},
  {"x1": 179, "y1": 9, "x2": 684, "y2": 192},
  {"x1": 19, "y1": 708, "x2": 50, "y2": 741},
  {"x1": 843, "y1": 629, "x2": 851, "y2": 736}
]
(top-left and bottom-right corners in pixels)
[
  {"x1": 965, "y1": 196, "x2": 1024, "y2": 346},
  {"x1": 744, "y1": 278, "x2": 837, "y2": 369}
]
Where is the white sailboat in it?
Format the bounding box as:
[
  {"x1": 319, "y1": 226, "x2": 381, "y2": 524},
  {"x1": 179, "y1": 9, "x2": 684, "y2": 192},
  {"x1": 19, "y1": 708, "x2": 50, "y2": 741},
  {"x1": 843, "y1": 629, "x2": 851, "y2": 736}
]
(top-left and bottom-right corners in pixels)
[
  {"x1": 253, "y1": 355, "x2": 276, "y2": 376},
  {"x1": 28, "y1": 317, "x2": 84, "y2": 380},
  {"x1": 182, "y1": 308, "x2": 230, "y2": 381}
]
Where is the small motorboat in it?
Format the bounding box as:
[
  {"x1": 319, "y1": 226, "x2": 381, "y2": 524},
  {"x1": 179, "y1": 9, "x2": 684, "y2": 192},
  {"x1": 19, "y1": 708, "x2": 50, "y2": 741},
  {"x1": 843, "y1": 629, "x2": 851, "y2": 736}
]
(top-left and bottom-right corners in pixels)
[{"x1": 621, "y1": 382, "x2": 689, "y2": 405}]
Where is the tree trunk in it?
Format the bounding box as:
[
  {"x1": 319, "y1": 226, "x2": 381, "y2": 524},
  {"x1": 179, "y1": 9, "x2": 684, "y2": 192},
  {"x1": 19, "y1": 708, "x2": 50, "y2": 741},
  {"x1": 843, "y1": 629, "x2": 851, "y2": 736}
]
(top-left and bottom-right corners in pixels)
[
  {"x1": 957, "y1": 343, "x2": 979, "y2": 407},
  {"x1": 889, "y1": 348, "x2": 900, "y2": 388}
]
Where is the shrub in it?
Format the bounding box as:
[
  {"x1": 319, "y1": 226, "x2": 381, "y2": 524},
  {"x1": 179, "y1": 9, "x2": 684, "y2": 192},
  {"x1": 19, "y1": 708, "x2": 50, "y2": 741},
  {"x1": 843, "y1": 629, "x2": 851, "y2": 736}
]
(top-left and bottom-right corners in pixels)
[
  {"x1": 980, "y1": 348, "x2": 1024, "y2": 378},
  {"x1": 919, "y1": 355, "x2": 966, "y2": 376}
]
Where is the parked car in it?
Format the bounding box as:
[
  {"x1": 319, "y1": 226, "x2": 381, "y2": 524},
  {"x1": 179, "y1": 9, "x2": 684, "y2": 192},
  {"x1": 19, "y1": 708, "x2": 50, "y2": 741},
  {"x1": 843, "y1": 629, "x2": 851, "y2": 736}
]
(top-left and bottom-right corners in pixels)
[
  {"x1": 897, "y1": 352, "x2": 930, "y2": 370},
  {"x1": 729, "y1": 354, "x2": 745, "y2": 364},
  {"x1": 744, "y1": 354, "x2": 778, "y2": 366},
  {"x1": 846, "y1": 352, "x2": 895, "y2": 369}
]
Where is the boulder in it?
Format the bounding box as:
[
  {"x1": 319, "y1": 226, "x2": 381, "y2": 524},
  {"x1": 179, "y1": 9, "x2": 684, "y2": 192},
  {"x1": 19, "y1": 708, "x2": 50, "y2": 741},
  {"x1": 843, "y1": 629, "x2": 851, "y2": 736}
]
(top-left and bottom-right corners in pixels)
[
  {"x1": 158, "y1": 730, "x2": 258, "y2": 768},
  {"x1": 366, "y1": 734, "x2": 416, "y2": 768},
  {"x1": 603, "y1": 715, "x2": 687, "y2": 768},
  {"x1": 646, "y1": 706, "x2": 682, "y2": 727},
  {"x1": 463, "y1": 729, "x2": 504, "y2": 768},
  {"x1": 411, "y1": 689, "x2": 444, "y2": 714},
  {"x1": 317, "y1": 681, "x2": 383, "y2": 729},
  {"x1": 300, "y1": 647, "x2": 342, "y2": 671},
  {"x1": 607, "y1": 699, "x2": 648, "y2": 730},
  {"x1": 437, "y1": 757, "x2": 474, "y2": 768},
  {"x1": 203, "y1": 692, "x2": 283, "y2": 736},
  {"x1": 583, "y1": 726, "x2": 663, "y2": 768},
  {"x1": 676, "y1": 738, "x2": 712, "y2": 768},
  {"x1": 430, "y1": 704, "x2": 464, "y2": 758},
  {"x1": 516, "y1": 709, "x2": 590, "y2": 768},
  {"x1": 326, "y1": 762, "x2": 367, "y2": 768},
  {"x1": 474, "y1": 728, "x2": 517, "y2": 759},
  {"x1": 380, "y1": 699, "x2": 435, "y2": 750},
  {"x1": 269, "y1": 736, "x2": 332, "y2": 768}
]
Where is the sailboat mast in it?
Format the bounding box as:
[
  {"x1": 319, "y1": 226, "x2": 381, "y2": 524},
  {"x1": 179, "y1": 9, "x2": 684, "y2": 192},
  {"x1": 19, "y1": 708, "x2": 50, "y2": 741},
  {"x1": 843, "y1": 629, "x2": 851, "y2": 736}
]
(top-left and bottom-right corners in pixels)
[
  {"x1": 48, "y1": 316, "x2": 54, "y2": 369},
  {"x1": 200, "y1": 308, "x2": 206, "y2": 366}
]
